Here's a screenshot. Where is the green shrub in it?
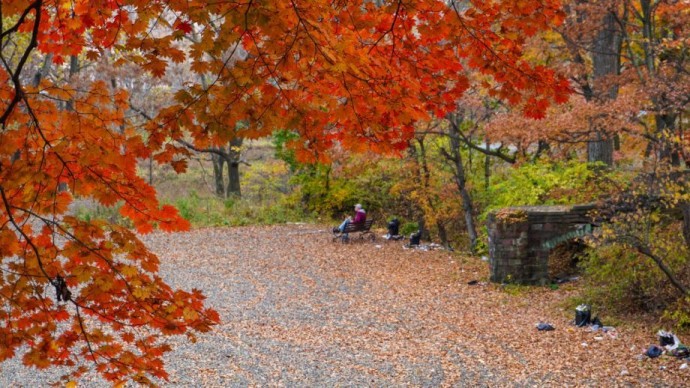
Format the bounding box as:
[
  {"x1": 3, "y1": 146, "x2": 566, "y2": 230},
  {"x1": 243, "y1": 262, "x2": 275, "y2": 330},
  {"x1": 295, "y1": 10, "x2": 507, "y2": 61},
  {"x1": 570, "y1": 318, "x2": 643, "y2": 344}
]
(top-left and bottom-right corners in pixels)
[
  {"x1": 478, "y1": 159, "x2": 612, "y2": 219},
  {"x1": 400, "y1": 222, "x2": 419, "y2": 236},
  {"x1": 580, "y1": 239, "x2": 690, "y2": 329}
]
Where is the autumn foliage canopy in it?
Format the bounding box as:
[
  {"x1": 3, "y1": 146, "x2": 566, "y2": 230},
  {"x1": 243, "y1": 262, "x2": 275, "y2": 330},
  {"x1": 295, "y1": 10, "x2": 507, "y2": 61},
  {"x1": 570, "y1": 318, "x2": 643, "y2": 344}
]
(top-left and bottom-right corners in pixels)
[{"x1": 0, "y1": 0, "x2": 568, "y2": 382}]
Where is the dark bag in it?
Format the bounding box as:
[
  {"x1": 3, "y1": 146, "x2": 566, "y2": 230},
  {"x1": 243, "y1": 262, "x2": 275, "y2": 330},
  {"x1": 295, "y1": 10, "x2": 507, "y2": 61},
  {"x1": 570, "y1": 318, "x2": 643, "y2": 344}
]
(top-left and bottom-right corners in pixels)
[
  {"x1": 410, "y1": 230, "x2": 421, "y2": 246},
  {"x1": 645, "y1": 345, "x2": 663, "y2": 358},
  {"x1": 387, "y1": 218, "x2": 400, "y2": 236},
  {"x1": 575, "y1": 304, "x2": 591, "y2": 327},
  {"x1": 536, "y1": 322, "x2": 555, "y2": 331},
  {"x1": 659, "y1": 332, "x2": 676, "y2": 347}
]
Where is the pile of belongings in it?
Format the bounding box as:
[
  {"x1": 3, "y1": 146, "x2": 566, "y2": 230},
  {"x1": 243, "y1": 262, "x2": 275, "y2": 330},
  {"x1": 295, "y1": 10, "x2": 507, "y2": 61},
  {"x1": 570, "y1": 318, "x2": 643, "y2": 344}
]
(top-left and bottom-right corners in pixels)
[
  {"x1": 658, "y1": 330, "x2": 689, "y2": 359},
  {"x1": 573, "y1": 304, "x2": 617, "y2": 338},
  {"x1": 645, "y1": 331, "x2": 689, "y2": 359}
]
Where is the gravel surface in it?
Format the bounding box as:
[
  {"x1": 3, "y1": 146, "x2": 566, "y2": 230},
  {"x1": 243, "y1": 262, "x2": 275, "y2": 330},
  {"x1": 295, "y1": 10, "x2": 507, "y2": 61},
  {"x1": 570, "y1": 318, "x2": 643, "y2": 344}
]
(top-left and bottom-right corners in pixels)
[{"x1": 1, "y1": 224, "x2": 688, "y2": 386}]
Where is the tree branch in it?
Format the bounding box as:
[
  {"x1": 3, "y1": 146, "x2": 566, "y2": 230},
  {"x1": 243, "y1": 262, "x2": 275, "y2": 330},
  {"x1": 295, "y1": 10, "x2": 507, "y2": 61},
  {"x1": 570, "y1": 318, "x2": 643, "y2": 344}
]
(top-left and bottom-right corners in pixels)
[
  {"x1": 636, "y1": 245, "x2": 689, "y2": 296},
  {"x1": 415, "y1": 126, "x2": 516, "y2": 164}
]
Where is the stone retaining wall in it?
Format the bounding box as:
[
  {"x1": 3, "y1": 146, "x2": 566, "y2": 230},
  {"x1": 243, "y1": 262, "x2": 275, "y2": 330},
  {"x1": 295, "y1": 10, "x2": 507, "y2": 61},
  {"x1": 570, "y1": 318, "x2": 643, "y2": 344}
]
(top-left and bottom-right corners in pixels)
[{"x1": 487, "y1": 204, "x2": 597, "y2": 285}]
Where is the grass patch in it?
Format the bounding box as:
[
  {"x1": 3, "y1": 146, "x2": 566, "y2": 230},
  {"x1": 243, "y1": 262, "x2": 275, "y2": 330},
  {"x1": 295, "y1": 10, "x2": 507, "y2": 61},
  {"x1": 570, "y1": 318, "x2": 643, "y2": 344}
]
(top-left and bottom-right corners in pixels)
[{"x1": 172, "y1": 190, "x2": 313, "y2": 227}]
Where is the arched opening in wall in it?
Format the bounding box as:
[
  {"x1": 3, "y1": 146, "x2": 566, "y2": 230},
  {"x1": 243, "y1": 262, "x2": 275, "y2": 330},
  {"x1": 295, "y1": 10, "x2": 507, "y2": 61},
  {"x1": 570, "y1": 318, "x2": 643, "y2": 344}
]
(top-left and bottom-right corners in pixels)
[{"x1": 548, "y1": 240, "x2": 587, "y2": 282}]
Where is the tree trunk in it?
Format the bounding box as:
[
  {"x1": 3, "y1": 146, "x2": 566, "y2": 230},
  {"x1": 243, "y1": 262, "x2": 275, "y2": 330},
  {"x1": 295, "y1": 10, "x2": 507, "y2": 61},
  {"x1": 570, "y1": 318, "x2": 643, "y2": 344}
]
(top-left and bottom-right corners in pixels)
[
  {"x1": 534, "y1": 140, "x2": 550, "y2": 161},
  {"x1": 448, "y1": 118, "x2": 478, "y2": 253},
  {"x1": 407, "y1": 142, "x2": 430, "y2": 241},
  {"x1": 33, "y1": 54, "x2": 52, "y2": 87},
  {"x1": 484, "y1": 135, "x2": 490, "y2": 190},
  {"x1": 148, "y1": 156, "x2": 153, "y2": 185},
  {"x1": 227, "y1": 162, "x2": 241, "y2": 197},
  {"x1": 587, "y1": 132, "x2": 615, "y2": 166},
  {"x1": 655, "y1": 114, "x2": 680, "y2": 165},
  {"x1": 417, "y1": 138, "x2": 448, "y2": 246},
  {"x1": 225, "y1": 137, "x2": 243, "y2": 197},
  {"x1": 459, "y1": 187, "x2": 477, "y2": 252},
  {"x1": 65, "y1": 55, "x2": 79, "y2": 111},
  {"x1": 587, "y1": 11, "x2": 621, "y2": 166},
  {"x1": 212, "y1": 153, "x2": 225, "y2": 197}
]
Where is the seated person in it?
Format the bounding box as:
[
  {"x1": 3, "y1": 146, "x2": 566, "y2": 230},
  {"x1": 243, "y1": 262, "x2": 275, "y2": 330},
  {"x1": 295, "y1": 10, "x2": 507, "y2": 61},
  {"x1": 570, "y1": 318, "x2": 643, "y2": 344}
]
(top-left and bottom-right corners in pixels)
[{"x1": 333, "y1": 203, "x2": 366, "y2": 235}]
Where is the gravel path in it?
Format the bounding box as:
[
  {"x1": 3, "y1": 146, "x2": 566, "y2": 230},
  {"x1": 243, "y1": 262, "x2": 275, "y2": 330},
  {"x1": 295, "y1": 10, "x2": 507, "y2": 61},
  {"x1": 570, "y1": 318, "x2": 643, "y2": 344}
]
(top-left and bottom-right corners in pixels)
[
  {"x1": 1, "y1": 224, "x2": 687, "y2": 386},
  {"x1": 148, "y1": 225, "x2": 514, "y2": 386}
]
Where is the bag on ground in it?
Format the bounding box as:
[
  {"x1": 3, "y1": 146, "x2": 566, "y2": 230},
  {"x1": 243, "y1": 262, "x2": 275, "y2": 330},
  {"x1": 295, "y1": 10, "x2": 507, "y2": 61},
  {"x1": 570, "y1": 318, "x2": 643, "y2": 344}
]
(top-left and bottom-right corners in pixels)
[
  {"x1": 409, "y1": 230, "x2": 421, "y2": 246},
  {"x1": 575, "y1": 304, "x2": 591, "y2": 327},
  {"x1": 387, "y1": 218, "x2": 400, "y2": 237}
]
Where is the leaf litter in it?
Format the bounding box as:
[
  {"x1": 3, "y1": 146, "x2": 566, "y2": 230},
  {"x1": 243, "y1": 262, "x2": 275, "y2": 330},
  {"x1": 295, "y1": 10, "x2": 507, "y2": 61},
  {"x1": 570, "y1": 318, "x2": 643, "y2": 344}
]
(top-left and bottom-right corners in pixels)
[{"x1": 2, "y1": 224, "x2": 687, "y2": 386}]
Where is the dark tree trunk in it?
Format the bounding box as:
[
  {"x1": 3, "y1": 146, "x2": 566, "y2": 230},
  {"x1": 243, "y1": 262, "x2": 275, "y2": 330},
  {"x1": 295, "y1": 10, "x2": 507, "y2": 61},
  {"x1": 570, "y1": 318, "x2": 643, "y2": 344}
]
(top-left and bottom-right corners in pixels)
[
  {"x1": 227, "y1": 162, "x2": 241, "y2": 197},
  {"x1": 587, "y1": 11, "x2": 621, "y2": 166},
  {"x1": 149, "y1": 157, "x2": 153, "y2": 185},
  {"x1": 484, "y1": 136, "x2": 490, "y2": 190},
  {"x1": 65, "y1": 55, "x2": 79, "y2": 111},
  {"x1": 33, "y1": 54, "x2": 52, "y2": 87},
  {"x1": 534, "y1": 140, "x2": 551, "y2": 161},
  {"x1": 212, "y1": 153, "x2": 225, "y2": 197},
  {"x1": 655, "y1": 114, "x2": 680, "y2": 165},
  {"x1": 226, "y1": 137, "x2": 243, "y2": 197}
]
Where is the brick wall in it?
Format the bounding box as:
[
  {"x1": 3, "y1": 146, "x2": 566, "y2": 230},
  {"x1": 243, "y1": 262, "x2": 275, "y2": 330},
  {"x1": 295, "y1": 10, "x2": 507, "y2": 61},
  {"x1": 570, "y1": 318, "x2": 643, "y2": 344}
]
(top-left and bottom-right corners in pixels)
[{"x1": 487, "y1": 205, "x2": 596, "y2": 285}]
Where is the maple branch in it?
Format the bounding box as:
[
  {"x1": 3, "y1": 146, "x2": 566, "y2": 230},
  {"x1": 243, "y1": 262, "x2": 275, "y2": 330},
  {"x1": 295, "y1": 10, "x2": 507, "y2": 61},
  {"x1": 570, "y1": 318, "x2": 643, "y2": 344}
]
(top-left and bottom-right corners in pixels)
[
  {"x1": 448, "y1": 1, "x2": 563, "y2": 97},
  {"x1": 75, "y1": 304, "x2": 102, "y2": 369},
  {"x1": 4, "y1": 203, "x2": 154, "y2": 314},
  {"x1": 289, "y1": 0, "x2": 335, "y2": 65},
  {"x1": 9, "y1": 202, "x2": 213, "y2": 339},
  {"x1": 341, "y1": 72, "x2": 366, "y2": 135},
  {"x1": 0, "y1": 0, "x2": 42, "y2": 129},
  {"x1": 0, "y1": 186, "x2": 51, "y2": 281},
  {"x1": 449, "y1": 3, "x2": 504, "y2": 63},
  {"x1": 178, "y1": 140, "x2": 228, "y2": 158},
  {"x1": 0, "y1": 0, "x2": 39, "y2": 41},
  {"x1": 368, "y1": 0, "x2": 403, "y2": 54},
  {"x1": 130, "y1": 104, "x2": 250, "y2": 164}
]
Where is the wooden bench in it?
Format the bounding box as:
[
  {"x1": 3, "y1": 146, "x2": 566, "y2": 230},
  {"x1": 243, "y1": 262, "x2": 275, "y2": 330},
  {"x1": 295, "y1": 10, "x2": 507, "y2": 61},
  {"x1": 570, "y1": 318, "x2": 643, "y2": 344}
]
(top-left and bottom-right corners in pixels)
[{"x1": 332, "y1": 219, "x2": 375, "y2": 243}]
